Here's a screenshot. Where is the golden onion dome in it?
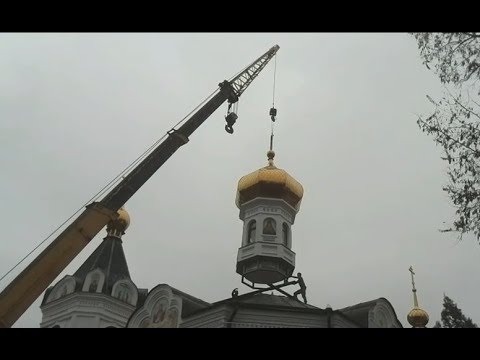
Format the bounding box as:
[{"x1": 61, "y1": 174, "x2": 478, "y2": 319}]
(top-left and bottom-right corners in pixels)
[
  {"x1": 236, "y1": 151, "x2": 304, "y2": 210},
  {"x1": 407, "y1": 307, "x2": 429, "y2": 328},
  {"x1": 106, "y1": 207, "x2": 130, "y2": 236}
]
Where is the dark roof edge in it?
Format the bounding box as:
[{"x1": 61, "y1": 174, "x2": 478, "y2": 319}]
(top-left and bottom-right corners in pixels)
[
  {"x1": 188, "y1": 297, "x2": 327, "y2": 318},
  {"x1": 145, "y1": 283, "x2": 210, "y2": 308}
]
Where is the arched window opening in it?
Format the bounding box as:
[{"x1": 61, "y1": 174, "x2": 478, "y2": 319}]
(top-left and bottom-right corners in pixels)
[
  {"x1": 263, "y1": 218, "x2": 276, "y2": 235},
  {"x1": 116, "y1": 283, "x2": 131, "y2": 303},
  {"x1": 247, "y1": 220, "x2": 256, "y2": 243},
  {"x1": 89, "y1": 273, "x2": 100, "y2": 292}
]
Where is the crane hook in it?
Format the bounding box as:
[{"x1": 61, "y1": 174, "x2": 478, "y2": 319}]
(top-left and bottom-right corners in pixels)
[
  {"x1": 269, "y1": 107, "x2": 277, "y2": 122},
  {"x1": 225, "y1": 112, "x2": 238, "y2": 134}
]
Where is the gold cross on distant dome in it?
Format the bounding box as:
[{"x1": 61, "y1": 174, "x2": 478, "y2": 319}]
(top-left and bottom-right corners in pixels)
[
  {"x1": 409, "y1": 266, "x2": 418, "y2": 307},
  {"x1": 409, "y1": 266, "x2": 416, "y2": 290}
]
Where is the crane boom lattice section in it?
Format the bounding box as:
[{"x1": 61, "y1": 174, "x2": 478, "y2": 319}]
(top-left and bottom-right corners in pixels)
[{"x1": 230, "y1": 45, "x2": 280, "y2": 99}]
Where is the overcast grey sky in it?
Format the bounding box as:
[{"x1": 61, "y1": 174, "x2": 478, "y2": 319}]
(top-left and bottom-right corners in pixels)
[{"x1": 1, "y1": 33, "x2": 479, "y2": 328}]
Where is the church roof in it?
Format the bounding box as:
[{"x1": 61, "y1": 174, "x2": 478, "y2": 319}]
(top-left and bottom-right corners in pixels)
[
  {"x1": 73, "y1": 235, "x2": 131, "y2": 295},
  {"x1": 338, "y1": 297, "x2": 402, "y2": 328},
  {"x1": 186, "y1": 293, "x2": 401, "y2": 328},
  {"x1": 337, "y1": 299, "x2": 379, "y2": 327},
  {"x1": 191, "y1": 293, "x2": 323, "y2": 317},
  {"x1": 235, "y1": 293, "x2": 319, "y2": 310}
]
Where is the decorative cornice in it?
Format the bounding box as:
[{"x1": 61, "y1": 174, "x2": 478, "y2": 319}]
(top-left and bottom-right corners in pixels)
[{"x1": 41, "y1": 292, "x2": 135, "y2": 318}]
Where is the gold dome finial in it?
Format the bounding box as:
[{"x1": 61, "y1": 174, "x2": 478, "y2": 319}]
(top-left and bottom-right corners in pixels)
[
  {"x1": 267, "y1": 150, "x2": 275, "y2": 166},
  {"x1": 407, "y1": 266, "x2": 429, "y2": 328},
  {"x1": 106, "y1": 207, "x2": 130, "y2": 238}
]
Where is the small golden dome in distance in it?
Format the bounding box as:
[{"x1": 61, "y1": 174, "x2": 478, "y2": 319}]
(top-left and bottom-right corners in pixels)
[
  {"x1": 107, "y1": 207, "x2": 130, "y2": 237},
  {"x1": 407, "y1": 307, "x2": 429, "y2": 328}
]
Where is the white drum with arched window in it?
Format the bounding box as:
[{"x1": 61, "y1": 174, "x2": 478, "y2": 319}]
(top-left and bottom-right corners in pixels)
[{"x1": 236, "y1": 197, "x2": 299, "y2": 284}]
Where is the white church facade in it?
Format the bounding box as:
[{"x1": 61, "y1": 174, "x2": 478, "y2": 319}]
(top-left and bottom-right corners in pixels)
[{"x1": 40, "y1": 151, "x2": 404, "y2": 328}]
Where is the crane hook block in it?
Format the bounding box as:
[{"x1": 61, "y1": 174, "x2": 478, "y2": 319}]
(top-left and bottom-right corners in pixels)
[
  {"x1": 269, "y1": 107, "x2": 277, "y2": 122},
  {"x1": 225, "y1": 112, "x2": 238, "y2": 134}
]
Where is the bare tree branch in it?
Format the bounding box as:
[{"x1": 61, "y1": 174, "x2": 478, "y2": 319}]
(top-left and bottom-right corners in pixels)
[{"x1": 412, "y1": 33, "x2": 480, "y2": 241}]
